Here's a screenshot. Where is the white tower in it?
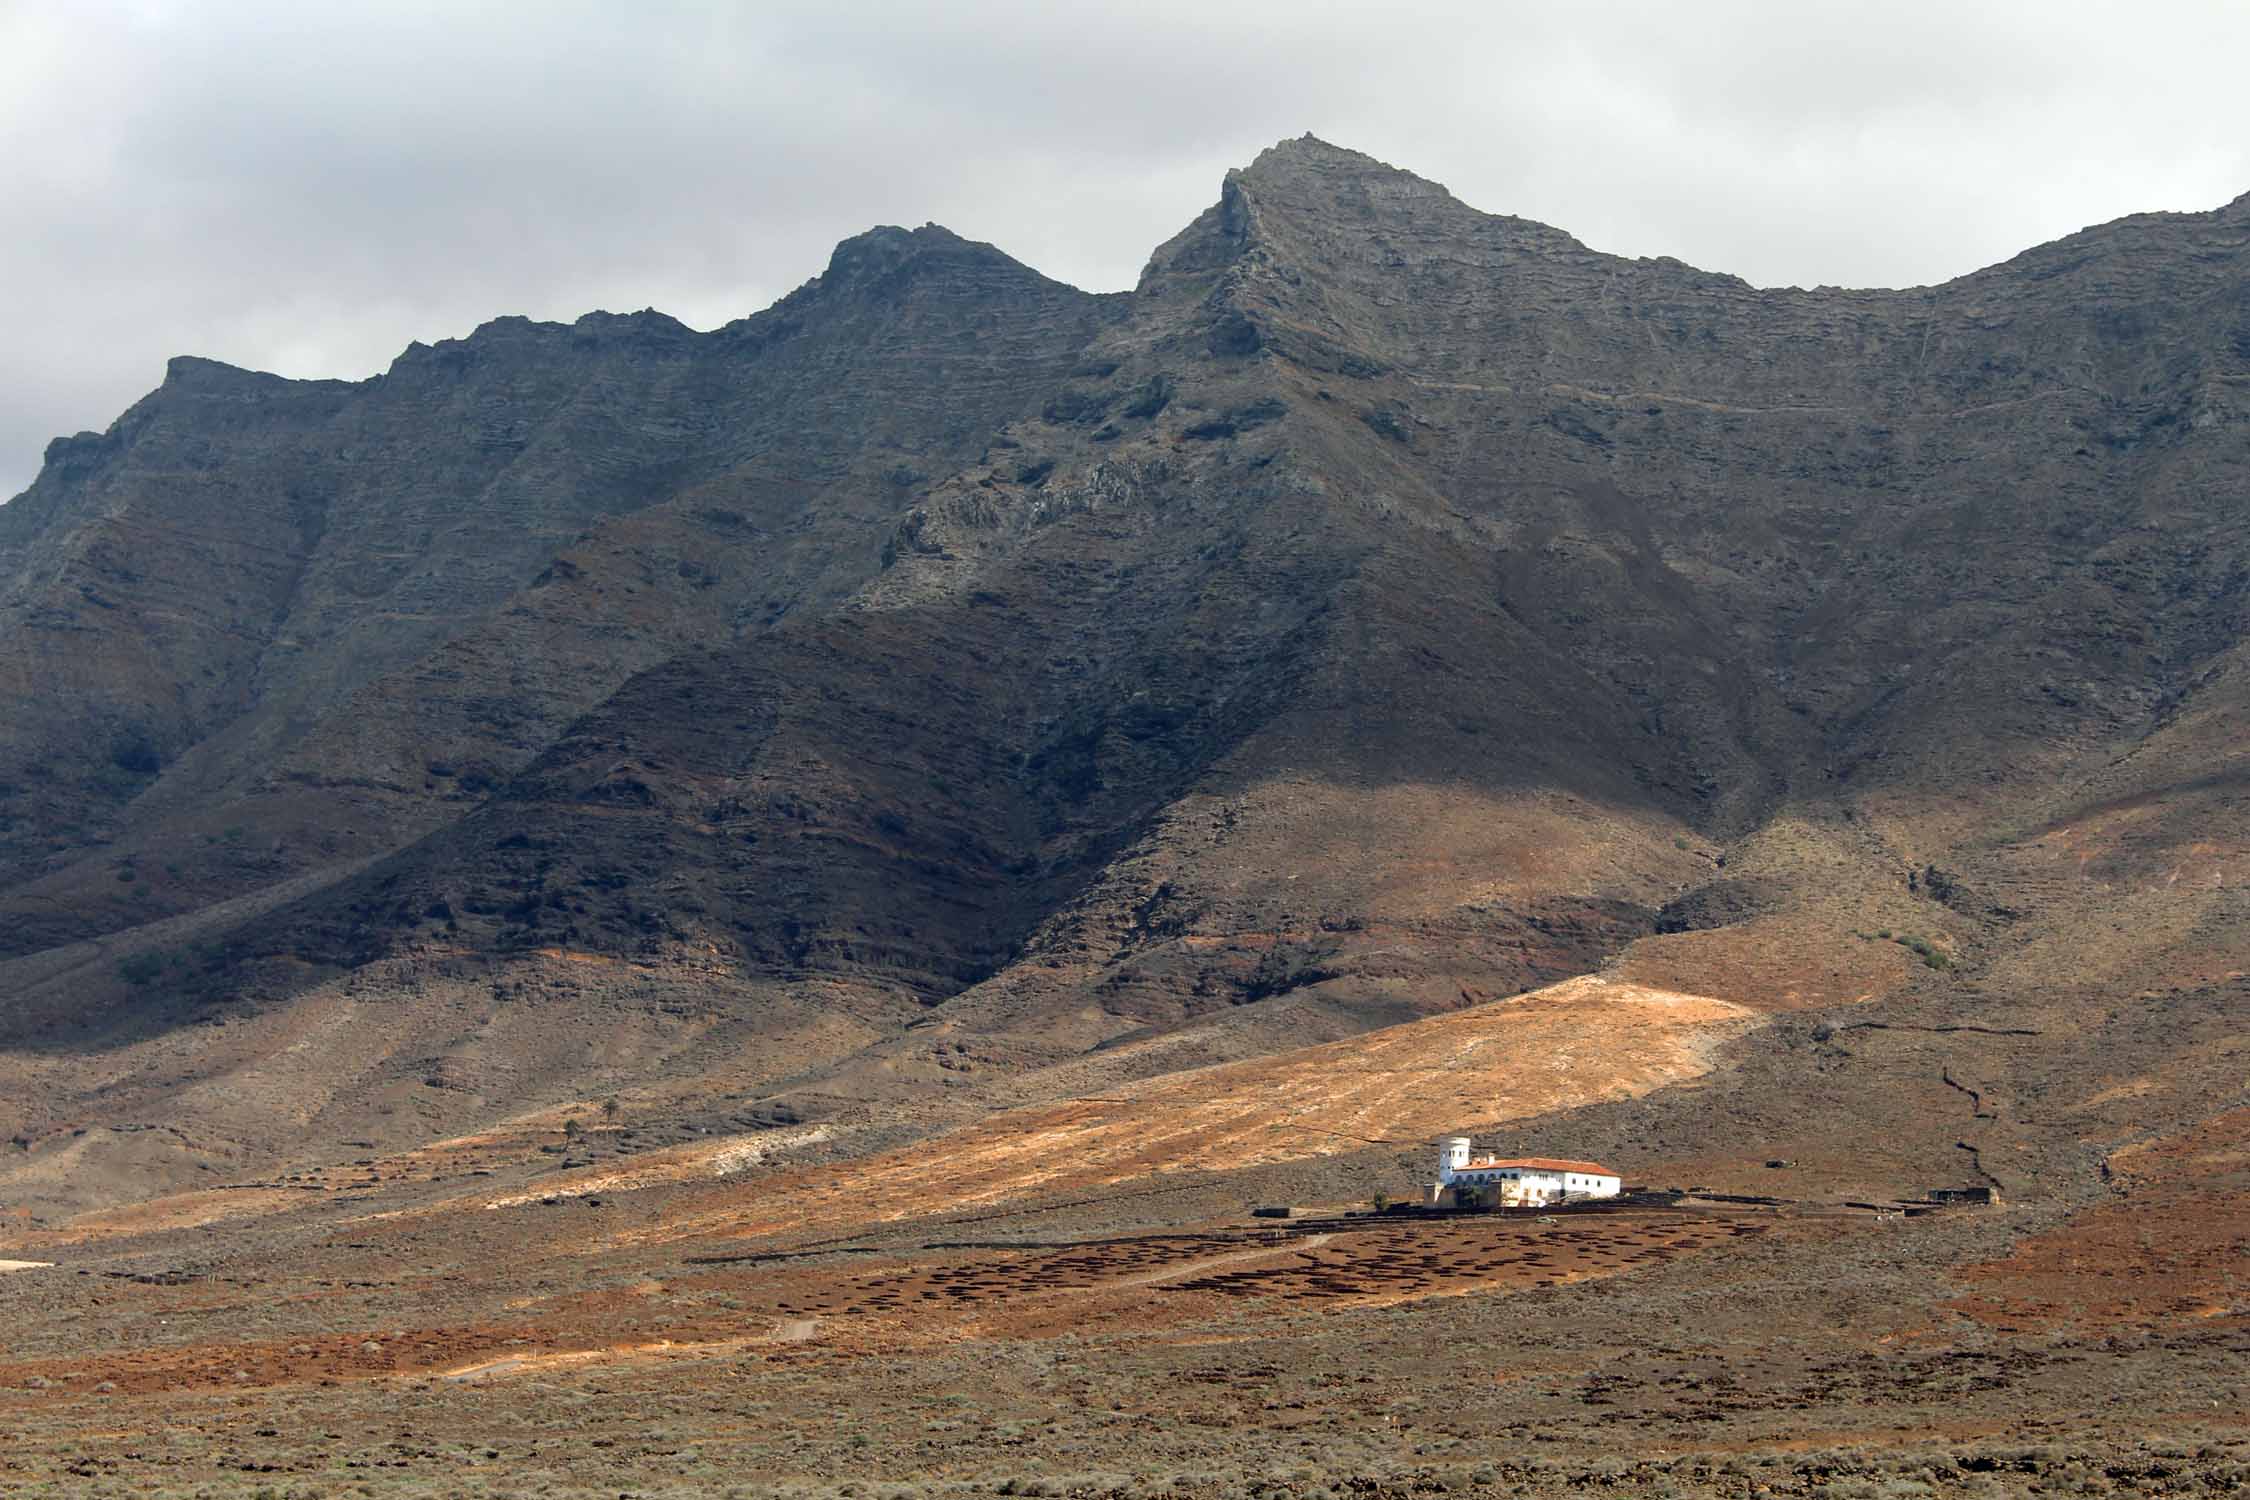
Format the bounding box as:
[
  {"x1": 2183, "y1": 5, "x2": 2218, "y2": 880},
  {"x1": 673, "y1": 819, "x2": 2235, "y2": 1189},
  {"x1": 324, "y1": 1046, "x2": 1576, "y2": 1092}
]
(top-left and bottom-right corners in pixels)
[{"x1": 1438, "y1": 1137, "x2": 1471, "y2": 1177}]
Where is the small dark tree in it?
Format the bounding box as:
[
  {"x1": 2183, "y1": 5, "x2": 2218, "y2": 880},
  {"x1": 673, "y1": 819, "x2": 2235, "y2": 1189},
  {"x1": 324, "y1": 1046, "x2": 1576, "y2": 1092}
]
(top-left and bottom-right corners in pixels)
[
  {"x1": 562, "y1": 1117, "x2": 584, "y2": 1140},
  {"x1": 109, "y1": 733, "x2": 163, "y2": 776},
  {"x1": 116, "y1": 950, "x2": 168, "y2": 986}
]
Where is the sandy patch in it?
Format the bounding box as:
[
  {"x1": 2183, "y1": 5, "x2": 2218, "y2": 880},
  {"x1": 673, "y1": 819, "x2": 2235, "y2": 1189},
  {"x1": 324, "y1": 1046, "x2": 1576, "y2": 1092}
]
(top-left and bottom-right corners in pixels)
[
  {"x1": 621, "y1": 974, "x2": 1762, "y2": 1249},
  {"x1": 477, "y1": 1123, "x2": 835, "y2": 1210},
  {"x1": 38, "y1": 1187, "x2": 302, "y2": 1246}
]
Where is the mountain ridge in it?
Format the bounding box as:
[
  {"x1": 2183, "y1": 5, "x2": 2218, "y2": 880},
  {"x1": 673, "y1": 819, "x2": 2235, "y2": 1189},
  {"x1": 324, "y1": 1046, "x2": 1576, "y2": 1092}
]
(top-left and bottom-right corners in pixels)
[
  {"x1": 2, "y1": 137, "x2": 2247, "y2": 1242},
  {"x1": 22, "y1": 131, "x2": 2249, "y2": 474},
  {"x1": 6, "y1": 134, "x2": 2250, "y2": 1497}
]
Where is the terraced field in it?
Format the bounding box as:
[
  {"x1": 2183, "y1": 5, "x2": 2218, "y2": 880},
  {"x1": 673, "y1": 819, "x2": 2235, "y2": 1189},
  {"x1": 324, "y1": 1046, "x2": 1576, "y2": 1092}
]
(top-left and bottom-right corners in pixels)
[{"x1": 726, "y1": 1211, "x2": 1775, "y2": 1337}]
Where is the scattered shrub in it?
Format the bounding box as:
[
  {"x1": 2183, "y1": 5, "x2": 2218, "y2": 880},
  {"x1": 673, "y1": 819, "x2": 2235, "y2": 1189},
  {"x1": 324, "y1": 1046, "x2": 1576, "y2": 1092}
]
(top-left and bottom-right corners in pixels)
[
  {"x1": 116, "y1": 950, "x2": 169, "y2": 986},
  {"x1": 1890, "y1": 933, "x2": 1954, "y2": 970},
  {"x1": 108, "y1": 733, "x2": 162, "y2": 776}
]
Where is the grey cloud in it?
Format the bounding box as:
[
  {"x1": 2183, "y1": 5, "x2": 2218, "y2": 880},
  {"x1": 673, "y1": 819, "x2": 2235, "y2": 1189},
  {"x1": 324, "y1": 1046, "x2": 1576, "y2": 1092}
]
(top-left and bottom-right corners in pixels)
[{"x1": 5, "y1": 0, "x2": 2248, "y2": 497}]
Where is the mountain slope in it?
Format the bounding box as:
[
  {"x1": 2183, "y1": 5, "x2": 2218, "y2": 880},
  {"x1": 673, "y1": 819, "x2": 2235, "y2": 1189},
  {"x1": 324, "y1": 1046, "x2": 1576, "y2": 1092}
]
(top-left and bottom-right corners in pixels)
[
  {"x1": 3, "y1": 137, "x2": 2248, "y2": 1227},
  {"x1": 0, "y1": 226, "x2": 1122, "y2": 955}
]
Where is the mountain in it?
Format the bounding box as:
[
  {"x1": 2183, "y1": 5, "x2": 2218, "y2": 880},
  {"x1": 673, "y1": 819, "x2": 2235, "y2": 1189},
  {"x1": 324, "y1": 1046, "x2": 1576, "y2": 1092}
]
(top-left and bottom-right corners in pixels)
[{"x1": 3, "y1": 136, "x2": 2247, "y2": 1231}]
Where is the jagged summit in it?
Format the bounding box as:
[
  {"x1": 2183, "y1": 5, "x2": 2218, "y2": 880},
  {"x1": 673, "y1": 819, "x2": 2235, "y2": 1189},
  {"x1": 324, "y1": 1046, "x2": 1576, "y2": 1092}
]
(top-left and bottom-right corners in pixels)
[
  {"x1": 813, "y1": 220, "x2": 1061, "y2": 299},
  {"x1": 1235, "y1": 132, "x2": 1415, "y2": 179},
  {"x1": 1141, "y1": 133, "x2": 1606, "y2": 314},
  {"x1": 821, "y1": 221, "x2": 968, "y2": 276},
  {"x1": 1231, "y1": 134, "x2": 2250, "y2": 298},
  {"x1": 161, "y1": 353, "x2": 260, "y2": 384}
]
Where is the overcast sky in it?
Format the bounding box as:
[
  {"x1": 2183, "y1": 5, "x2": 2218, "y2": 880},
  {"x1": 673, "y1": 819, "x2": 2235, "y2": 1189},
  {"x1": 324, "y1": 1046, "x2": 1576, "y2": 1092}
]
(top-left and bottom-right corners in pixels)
[{"x1": 5, "y1": 0, "x2": 2249, "y2": 499}]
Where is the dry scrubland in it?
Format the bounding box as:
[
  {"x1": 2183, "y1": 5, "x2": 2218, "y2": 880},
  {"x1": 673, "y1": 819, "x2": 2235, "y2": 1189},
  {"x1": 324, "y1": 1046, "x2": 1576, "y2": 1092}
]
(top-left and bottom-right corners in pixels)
[{"x1": 1, "y1": 973, "x2": 2245, "y2": 1495}]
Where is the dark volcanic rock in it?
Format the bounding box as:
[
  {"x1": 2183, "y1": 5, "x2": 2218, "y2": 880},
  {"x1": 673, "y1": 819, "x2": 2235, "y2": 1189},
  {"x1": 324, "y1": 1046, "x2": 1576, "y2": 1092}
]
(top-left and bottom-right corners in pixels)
[
  {"x1": 0, "y1": 225, "x2": 1123, "y2": 955},
  {"x1": 5, "y1": 137, "x2": 2250, "y2": 1186}
]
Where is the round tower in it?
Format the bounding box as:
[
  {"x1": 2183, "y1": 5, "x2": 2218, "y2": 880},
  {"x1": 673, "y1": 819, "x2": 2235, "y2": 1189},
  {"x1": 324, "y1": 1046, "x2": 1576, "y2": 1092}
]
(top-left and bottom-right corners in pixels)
[{"x1": 1439, "y1": 1136, "x2": 1471, "y2": 1176}]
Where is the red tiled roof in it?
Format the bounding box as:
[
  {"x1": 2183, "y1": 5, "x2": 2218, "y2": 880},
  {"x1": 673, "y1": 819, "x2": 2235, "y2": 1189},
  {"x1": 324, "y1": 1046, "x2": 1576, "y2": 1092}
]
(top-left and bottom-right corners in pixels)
[{"x1": 1457, "y1": 1157, "x2": 1617, "y2": 1175}]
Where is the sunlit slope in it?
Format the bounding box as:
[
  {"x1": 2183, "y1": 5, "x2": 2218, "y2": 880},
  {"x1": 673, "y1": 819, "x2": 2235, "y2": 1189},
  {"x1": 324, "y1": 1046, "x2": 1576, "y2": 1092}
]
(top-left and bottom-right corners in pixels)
[{"x1": 586, "y1": 974, "x2": 1759, "y2": 1248}]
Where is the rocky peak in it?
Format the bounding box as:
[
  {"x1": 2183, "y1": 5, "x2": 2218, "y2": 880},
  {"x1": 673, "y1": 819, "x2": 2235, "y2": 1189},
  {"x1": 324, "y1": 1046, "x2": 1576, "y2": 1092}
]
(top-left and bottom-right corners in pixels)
[
  {"x1": 160, "y1": 354, "x2": 286, "y2": 391},
  {"x1": 811, "y1": 222, "x2": 1046, "y2": 301},
  {"x1": 1232, "y1": 133, "x2": 1445, "y2": 195},
  {"x1": 569, "y1": 308, "x2": 693, "y2": 340},
  {"x1": 822, "y1": 222, "x2": 954, "y2": 276},
  {"x1": 1135, "y1": 133, "x2": 1620, "y2": 374},
  {"x1": 1137, "y1": 136, "x2": 1412, "y2": 281}
]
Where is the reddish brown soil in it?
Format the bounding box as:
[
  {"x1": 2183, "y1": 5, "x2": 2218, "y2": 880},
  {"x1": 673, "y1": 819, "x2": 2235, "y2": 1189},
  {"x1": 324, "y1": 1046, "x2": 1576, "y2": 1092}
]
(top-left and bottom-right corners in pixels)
[
  {"x1": 1948, "y1": 1109, "x2": 2250, "y2": 1331},
  {"x1": 0, "y1": 1209, "x2": 1773, "y2": 1404}
]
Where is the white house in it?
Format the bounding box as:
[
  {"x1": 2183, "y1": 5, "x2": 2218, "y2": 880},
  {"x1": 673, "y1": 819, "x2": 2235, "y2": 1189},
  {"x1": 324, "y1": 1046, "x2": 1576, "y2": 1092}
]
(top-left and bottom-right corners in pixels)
[{"x1": 1432, "y1": 1137, "x2": 1622, "y2": 1207}]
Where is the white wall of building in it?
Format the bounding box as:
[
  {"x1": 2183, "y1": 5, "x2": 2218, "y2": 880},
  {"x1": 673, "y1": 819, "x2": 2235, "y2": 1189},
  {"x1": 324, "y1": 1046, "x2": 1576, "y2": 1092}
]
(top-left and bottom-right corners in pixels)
[{"x1": 1432, "y1": 1142, "x2": 1622, "y2": 1206}]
